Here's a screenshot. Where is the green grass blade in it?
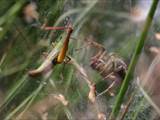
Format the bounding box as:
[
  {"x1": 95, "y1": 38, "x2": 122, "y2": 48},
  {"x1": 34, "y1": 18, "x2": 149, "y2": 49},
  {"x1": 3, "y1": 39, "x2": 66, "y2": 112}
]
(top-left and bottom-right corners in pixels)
[
  {"x1": 0, "y1": 0, "x2": 25, "y2": 41},
  {"x1": 0, "y1": 75, "x2": 28, "y2": 111},
  {"x1": 110, "y1": 0, "x2": 159, "y2": 119}
]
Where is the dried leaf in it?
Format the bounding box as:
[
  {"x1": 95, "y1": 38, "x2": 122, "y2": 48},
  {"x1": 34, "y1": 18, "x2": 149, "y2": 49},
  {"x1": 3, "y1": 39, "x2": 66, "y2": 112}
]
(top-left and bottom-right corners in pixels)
[
  {"x1": 88, "y1": 84, "x2": 96, "y2": 103},
  {"x1": 23, "y1": 2, "x2": 39, "y2": 23},
  {"x1": 149, "y1": 46, "x2": 160, "y2": 55},
  {"x1": 155, "y1": 33, "x2": 160, "y2": 40},
  {"x1": 54, "y1": 94, "x2": 68, "y2": 106},
  {"x1": 98, "y1": 112, "x2": 106, "y2": 120}
]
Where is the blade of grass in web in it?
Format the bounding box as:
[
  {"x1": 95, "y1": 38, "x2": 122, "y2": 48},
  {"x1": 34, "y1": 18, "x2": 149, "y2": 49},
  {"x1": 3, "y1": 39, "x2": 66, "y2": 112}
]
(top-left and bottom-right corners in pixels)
[
  {"x1": 0, "y1": 75, "x2": 28, "y2": 111},
  {"x1": 138, "y1": 81, "x2": 160, "y2": 115},
  {"x1": 0, "y1": 54, "x2": 7, "y2": 67},
  {"x1": 132, "y1": 97, "x2": 145, "y2": 120},
  {"x1": 2, "y1": 63, "x2": 28, "y2": 77},
  {"x1": 110, "y1": 0, "x2": 159, "y2": 119},
  {"x1": 4, "y1": 92, "x2": 33, "y2": 120},
  {"x1": 0, "y1": 46, "x2": 43, "y2": 111},
  {"x1": 5, "y1": 76, "x2": 48, "y2": 120}
]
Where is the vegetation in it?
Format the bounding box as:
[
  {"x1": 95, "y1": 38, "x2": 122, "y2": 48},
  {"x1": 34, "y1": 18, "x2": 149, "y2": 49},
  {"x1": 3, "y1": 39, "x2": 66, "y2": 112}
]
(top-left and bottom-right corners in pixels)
[{"x1": 0, "y1": 0, "x2": 160, "y2": 120}]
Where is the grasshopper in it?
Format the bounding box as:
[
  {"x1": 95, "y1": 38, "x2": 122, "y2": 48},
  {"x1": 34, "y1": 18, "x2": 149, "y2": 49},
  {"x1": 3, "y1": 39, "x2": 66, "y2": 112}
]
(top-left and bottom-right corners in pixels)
[{"x1": 28, "y1": 23, "x2": 73, "y2": 77}]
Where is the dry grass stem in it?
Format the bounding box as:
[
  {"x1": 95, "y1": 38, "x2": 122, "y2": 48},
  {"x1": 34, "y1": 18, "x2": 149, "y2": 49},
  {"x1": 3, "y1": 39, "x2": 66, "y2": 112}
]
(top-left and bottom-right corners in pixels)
[{"x1": 97, "y1": 81, "x2": 116, "y2": 97}]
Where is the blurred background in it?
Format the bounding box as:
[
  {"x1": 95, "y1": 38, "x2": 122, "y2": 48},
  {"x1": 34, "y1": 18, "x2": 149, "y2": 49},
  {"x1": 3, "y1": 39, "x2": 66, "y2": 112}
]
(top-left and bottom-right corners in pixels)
[{"x1": 0, "y1": 0, "x2": 160, "y2": 120}]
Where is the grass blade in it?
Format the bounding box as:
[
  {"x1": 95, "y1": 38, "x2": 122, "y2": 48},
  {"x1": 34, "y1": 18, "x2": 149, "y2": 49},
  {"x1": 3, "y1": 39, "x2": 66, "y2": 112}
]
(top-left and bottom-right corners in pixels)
[{"x1": 110, "y1": 0, "x2": 159, "y2": 119}]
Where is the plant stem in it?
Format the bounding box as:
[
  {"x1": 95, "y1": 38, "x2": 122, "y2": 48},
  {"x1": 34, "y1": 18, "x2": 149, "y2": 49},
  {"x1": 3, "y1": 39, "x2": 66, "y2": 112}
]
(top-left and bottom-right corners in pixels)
[{"x1": 110, "y1": 0, "x2": 159, "y2": 119}]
